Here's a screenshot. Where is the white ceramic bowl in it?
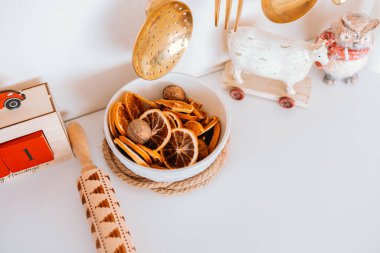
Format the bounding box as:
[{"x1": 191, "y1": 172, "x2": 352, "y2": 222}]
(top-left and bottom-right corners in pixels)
[{"x1": 104, "y1": 73, "x2": 231, "y2": 183}]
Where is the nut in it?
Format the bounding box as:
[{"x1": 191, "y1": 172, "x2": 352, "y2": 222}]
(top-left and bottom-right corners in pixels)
[
  {"x1": 163, "y1": 85, "x2": 186, "y2": 101},
  {"x1": 127, "y1": 119, "x2": 152, "y2": 144},
  {"x1": 230, "y1": 87, "x2": 245, "y2": 100}
]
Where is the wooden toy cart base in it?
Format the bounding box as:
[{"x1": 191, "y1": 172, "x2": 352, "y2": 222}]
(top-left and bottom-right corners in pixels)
[{"x1": 221, "y1": 62, "x2": 312, "y2": 108}]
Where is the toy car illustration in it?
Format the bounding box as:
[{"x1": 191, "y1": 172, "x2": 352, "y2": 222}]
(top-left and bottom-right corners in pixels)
[{"x1": 0, "y1": 90, "x2": 26, "y2": 110}]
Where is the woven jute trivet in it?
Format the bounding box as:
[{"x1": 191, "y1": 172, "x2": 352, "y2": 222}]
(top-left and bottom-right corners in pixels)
[{"x1": 103, "y1": 139, "x2": 229, "y2": 195}]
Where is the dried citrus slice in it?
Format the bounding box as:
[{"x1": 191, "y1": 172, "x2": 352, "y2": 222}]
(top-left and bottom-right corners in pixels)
[
  {"x1": 189, "y1": 99, "x2": 201, "y2": 108},
  {"x1": 184, "y1": 121, "x2": 205, "y2": 136},
  {"x1": 190, "y1": 101, "x2": 206, "y2": 120},
  {"x1": 163, "y1": 111, "x2": 183, "y2": 128},
  {"x1": 155, "y1": 99, "x2": 194, "y2": 114},
  {"x1": 113, "y1": 102, "x2": 129, "y2": 136},
  {"x1": 202, "y1": 116, "x2": 219, "y2": 133},
  {"x1": 150, "y1": 164, "x2": 169, "y2": 170},
  {"x1": 161, "y1": 128, "x2": 198, "y2": 169},
  {"x1": 164, "y1": 113, "x2": 176, "y2": 129},
  {"x1": 198, "y1": 139, "x2": 209, "y2": 161},
  {"x1": 133, "y1": 93, "x2": 159, "y2": 109},
  {"x1": 137, "y1": 144, "x2": 164, "y2": 164},
  {"x1": 139, "y1": 109, "x2": 171, "y2": 151},
  {"x1": 108, "y1": 103, "x2": 119, "y2": 138},
  {"x1": 119, "y1": 136, "x2": 152, "y2": 165},
  {"x1": 123, "y1": 92, "x2": 145, "y2": 120},
  {"x1": 192, "y1": 106, "x2": 205, "y2": 120},
  {"x1": 208, "y1": 122, "x2": 221, "y2": 153},
  {"x1": 114, "y1": 138, "x2": 149, "y2": 167},
  {"x1": 173, "y1": 112, "x2": 200, "y2": 122}
]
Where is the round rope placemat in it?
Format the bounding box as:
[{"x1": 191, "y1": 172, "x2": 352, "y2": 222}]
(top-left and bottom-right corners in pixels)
[{"x1": 103, "y1": 139, "x2": 229, "y2": 195}]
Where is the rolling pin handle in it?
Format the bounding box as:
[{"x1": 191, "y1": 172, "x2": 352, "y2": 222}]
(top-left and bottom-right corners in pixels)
[{"x1": 66, "y1": 122, "x2": 95, "y2": 172}]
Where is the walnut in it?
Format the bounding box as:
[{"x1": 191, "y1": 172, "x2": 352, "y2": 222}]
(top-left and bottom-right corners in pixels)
[
  {"x1": 127, "y1": 119, "x2": 152, "y2": 144},
  {"x1": 163, "y1": 85, "x2": 187, "y2": 101}
]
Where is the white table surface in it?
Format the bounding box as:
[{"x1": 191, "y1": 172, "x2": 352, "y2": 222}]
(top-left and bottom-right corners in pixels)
[{"x1": 1, "y1": 69, "x2": 380, "y2": 253}]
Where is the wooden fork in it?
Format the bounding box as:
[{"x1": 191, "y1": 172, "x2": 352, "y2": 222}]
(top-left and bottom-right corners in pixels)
[{"x1": 215, "y1": 0, "x2": 244, "y2": 32}]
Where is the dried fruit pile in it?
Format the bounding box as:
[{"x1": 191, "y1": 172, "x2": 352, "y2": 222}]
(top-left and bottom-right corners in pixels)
[{"x1": 108, "y1": 85, "x2": 221, "y2": 169}]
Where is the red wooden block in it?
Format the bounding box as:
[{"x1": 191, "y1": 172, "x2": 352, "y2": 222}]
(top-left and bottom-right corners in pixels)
[
  {"x1": 0, "y1": 158, "x2": 10, "y2": 178},
  {"x1": 0, "y1": 131, "x2": 54, "y2": 173}
]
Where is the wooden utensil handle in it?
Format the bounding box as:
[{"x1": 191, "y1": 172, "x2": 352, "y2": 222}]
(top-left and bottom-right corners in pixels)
[{"x1": 67, "y1": 122, "x2": 96, "y2": 172}]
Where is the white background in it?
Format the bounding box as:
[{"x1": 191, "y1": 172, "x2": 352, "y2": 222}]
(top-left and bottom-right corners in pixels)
[{"x1": 1, "y1": 0, "x2": 380, "y2": 252}]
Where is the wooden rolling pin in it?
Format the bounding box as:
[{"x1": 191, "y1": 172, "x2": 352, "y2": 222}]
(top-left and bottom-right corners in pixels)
[{"x1": 67, "y1": 122, "x2": 136, "y2": 253}]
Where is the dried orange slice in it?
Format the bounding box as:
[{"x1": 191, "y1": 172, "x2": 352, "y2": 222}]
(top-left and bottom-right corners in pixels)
[
  {"x1": 114, "y1": 138, "x2": 149, "y2": 167},
  {"x1": 198, "y1": 139, "x2": 209, "y2": 161},
  {"x1": 173, "y1": 112, "x2": 200, "y2": 122},
  {"x1": 164, "y1": 114, "x2": 176, "y2": 129},
  {"x1": 133, "y1": 93, "x2": 159, "y2": 109},
  {"x1": 189, "y1": 99, "x2": 201, "y2": 108},
  {"x1": 190, "y1": 101, "x2": 206, "y2": 120},
  {"x1": 163, "y1": 111, "x2": 183, "y2": 128},
  {"x1": 202, "y1": 116, "x2": 213, "y2": 125},
  {"x1": 150, "y1": 164, "x2": 169, "y2": 170},
  {"x1": 192, "y1": 107, "x2": 205, "y2": 120},
  {"x1": 155, "y1": 99, "x2": 194, "y2": 114},
  {"x1": 119, "y1": 136, "x2": 152, "y2": 165},
  {"x1": 137, "y1": 144, "x2": 163, "y2": 164},
  {"x1": 184, "y1": 121, "x2": 205, "y2": 136},
  {"x1": 140, "y1": 109, "x2": 171, "y2": 151},
  {"x1": 208, "y1": 122, "x2": 221, "y2": 153},
  {"x1": 108, "y1": 103, "x2": 119, "y2": 138},
  {"x1": 202, "y1": 116, "x2": 219, "y2": 133},
  {"x1": 161, "y1": 128, "x2": 198, "y2": 169},
  {"x1": 113, "y1": 102, "x2": 129, "y2": 136},
  {"x1": 123, "y1": 92, "x2": 145, "y2": 120}
]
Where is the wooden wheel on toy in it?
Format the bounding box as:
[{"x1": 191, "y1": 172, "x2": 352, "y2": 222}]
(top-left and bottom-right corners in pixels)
[
  {"x1": 278, "y1": 96, "x2": 295, "y2": 109},
  {"x1": 229, "y1": 87, "x2": 245, "y2": 100}
]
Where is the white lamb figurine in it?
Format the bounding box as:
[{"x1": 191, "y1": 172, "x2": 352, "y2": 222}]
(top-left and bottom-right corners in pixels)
[{"x1": 228, "y1": 27, "x2": 329, "y2": 94}]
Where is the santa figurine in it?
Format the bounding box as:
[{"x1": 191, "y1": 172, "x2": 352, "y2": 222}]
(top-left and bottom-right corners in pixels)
[{"x1": 316, "y1": 12, "x2": 379, "y2": 85}]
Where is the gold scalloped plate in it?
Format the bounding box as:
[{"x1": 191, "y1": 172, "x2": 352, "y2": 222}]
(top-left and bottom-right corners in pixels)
[{"x1": 132, "y1": 1, "x2": 193, "y2": 80}]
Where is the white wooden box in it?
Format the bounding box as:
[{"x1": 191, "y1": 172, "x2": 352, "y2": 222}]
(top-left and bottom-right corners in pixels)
[{"x1": 0, "y1": 83, "x2": 72, "y2": 182}]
